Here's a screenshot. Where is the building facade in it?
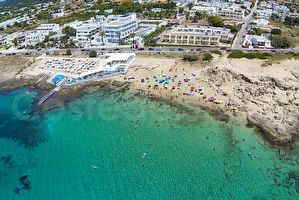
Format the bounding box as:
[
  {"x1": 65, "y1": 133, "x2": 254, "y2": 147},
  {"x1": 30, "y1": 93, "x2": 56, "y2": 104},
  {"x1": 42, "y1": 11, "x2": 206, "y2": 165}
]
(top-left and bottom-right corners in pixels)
[
  {"x1": 103, "y1": 13, "x2": 138, "y2": 43},
  {"x1": 35, "y1": 24, "x2": 60, "y2": 35},
  {"x1": 216, "y1": 7, "x2": 245, "y2": 22},
  {"x1": 161, "y1": 26, "x2": 234, "y2": 46}
]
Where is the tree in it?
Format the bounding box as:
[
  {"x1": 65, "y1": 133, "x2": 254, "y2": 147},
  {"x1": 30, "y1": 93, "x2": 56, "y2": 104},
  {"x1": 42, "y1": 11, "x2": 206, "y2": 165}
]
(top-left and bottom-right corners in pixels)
[
  {"x1": 62, "y1": 26, "x2": 76, "y2": 37},
  {"x1": 89, "y1": 50, "x2": 97, "y2": 58},
  {"x1": 185, "y1": 11, "x2": 190, "y2": 21},
  {"x1": 178, "y1": 7, "x2": 184, "y2": 14},
  {"x1": 270, "y1": 13, "x2": 280, "y2": 21},
  {"x1": 284, "y1": 16, "x2": 299, "y2": 26},
  {"x1": 202, "y1": 52, "x2": 213, "y2": 62},
  {"x1": 96, "y1": 0, "x2": 103, "y2": 4},
  {"x1": 12, "y1": 38, "x2": 18, "y2": 46},
  {"x1": 100, "y1": 31, "x2": 105, "y2": 45},
  {"x1": 270, "y1": 35, "x2": 290, "y2": 48},
  {"x1": 253, "y1": 27, "x2": 262, "y2": 35},
  {"x1": 36, "y1": 11, "x2": 51, "y2": 20},
  {"x1": 66, "y1": 49, "x2": 72, "y2": 55},
  {"x1": 271, "y1": 28, "x2": 282, "y2": 35},
  {"x1": 195, "y1": 11, "x2": 206, "y2": 20},
  {"x1": 208, "y1": 16, "x2": 224, "y2": 27},
  {"x1": 129, "y1": 32, "x2": 135, "y2": 46}
]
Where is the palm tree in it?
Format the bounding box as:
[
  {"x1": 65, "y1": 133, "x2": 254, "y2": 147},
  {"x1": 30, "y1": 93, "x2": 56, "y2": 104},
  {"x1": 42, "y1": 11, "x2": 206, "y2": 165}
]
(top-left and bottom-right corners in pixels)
[
  {"x1": 117, "y1": 32, "x2": 121, "y2": 46},
  {"x1": 129, "y1": 32, "x2": 136, "y2": 48},
  {"x1": 100, "y1": 31, "x2": 105, "y2": 45}
]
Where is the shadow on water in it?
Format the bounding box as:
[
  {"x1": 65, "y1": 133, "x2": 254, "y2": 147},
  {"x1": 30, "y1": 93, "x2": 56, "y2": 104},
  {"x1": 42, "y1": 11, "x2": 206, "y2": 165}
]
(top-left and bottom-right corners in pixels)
[{"x1": 0, "y1": 112, "x2": 47, "y2": 149}]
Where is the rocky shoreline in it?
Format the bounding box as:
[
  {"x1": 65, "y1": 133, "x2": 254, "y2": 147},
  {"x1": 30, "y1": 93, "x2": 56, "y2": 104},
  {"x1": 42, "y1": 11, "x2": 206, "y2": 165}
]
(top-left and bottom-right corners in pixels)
[{"x1": 204, "y1": 65, "x2": 299, "y2": 147}]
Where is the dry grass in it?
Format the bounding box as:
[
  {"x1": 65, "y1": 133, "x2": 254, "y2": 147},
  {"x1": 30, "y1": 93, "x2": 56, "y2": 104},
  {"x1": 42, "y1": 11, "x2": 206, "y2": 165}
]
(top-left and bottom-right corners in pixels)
[
  {"x1": 282, "y1": 27, "x2": 299, "y2": 47},
  {"x1": 0, "y1": 56, "x2": 34, "y2": 82},
  {"x1": 264, "y1": 53, "x2": 299, "y2": 65}
]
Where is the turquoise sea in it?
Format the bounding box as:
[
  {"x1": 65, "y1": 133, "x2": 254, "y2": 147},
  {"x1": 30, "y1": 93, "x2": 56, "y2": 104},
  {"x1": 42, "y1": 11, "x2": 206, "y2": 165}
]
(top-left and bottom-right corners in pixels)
[{"x1": 0, "y1": 87, "x2": 298, "y2": 200}]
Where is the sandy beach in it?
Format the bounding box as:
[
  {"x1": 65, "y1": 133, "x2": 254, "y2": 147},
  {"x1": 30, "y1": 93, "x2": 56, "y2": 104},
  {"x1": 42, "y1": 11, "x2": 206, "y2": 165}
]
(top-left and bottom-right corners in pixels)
[
  {"x1": 1, "y1": 53, "x2": 298, "y2": 146},
  {"x1": 111, "y1": 54, "x2": 299, "y2": 146}
]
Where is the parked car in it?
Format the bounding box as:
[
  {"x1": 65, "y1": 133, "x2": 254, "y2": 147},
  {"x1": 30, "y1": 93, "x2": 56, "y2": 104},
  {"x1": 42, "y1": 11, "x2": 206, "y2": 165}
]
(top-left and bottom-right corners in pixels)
[
  {"x1": 169, "y1": 48, "x2": 175, "y2": 51},
  {"x1": 196, "y1": 48, "x2": 202, "y2": 52},
  {"x1": 177, "y1": 48, "x2": 184, "y2": 51},
  {"x1": 148, "y1": 47, "x2": 154, "y2": 51},
  {"x1": 138, "y1": 47, "x2": 145, "y2": 51}
]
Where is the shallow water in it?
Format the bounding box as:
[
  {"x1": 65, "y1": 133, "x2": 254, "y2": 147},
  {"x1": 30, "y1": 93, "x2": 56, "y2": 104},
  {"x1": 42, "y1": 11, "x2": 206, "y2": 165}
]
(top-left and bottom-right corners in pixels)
[{"x1": 0, "y1": 88, "x2": 298, "y2": 200}]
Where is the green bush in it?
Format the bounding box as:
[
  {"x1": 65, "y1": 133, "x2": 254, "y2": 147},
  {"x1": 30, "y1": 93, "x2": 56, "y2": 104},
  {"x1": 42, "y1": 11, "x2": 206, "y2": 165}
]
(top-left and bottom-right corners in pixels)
[
  {"x1": 89, "y1": 50, "x2": 97, "y2": 58},
  {"x1": 202, "y1": 52, "x2": 213, "y2": 62},
  {"x1": 66, "y1": 49, "x2": 72, "y2": 56},
  {"x1": 144, "y1": 25, "x2": 166, "y2": 46},
  {"x1": 270, "y1": 35, "x2": 290, "y2": 48},
  {"x1": 208, "y1": 16, "x2": 224, "y2": 27},
  {"x1": 228, "y1": 51, "x2": 272, "y2": 60},
  {"x1": 271, "y1": 28, "x2": 282, "y2": 35},
  {"x1": 183, "y1": 54, "x2": 199, "y2": 62},
  {"x1": 210, "y1": 50, "x2": 222, "y2": 56},
  {"x1": 36, "y1": 11, "x2": 52, "y2": 20},
  {"x1": 228, "y1": 50, "x2": 245, "y2": 58}
]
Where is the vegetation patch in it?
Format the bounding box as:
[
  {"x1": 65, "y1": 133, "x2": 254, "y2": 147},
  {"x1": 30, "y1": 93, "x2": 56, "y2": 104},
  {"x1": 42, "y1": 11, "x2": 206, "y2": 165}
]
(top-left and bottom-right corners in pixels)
[
  {"x1": 210, "y1": 50, "x2": 223, "y2": 56},
  {"x1": 144, "y1": 25, "x2": 166, "y2": 46},
  {"x1": 89, "y1": 51, "x2": 97, "y2": 58},
  {"x1": 228, "y1": 51, "x2": 272, "y2": 60},
  {"x1": 182, "y1": 54, "x2": 199, "y2": 62},
  {"x1": 202, "y1": 52, "x2": 213, "y2": 62}
]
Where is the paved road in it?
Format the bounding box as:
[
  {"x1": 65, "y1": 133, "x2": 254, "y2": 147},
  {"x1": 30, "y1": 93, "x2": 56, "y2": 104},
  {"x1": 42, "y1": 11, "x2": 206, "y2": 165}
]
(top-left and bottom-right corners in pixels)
[
  {"x1": 0, "y1": 46, "x2": 224, "y2": 56},
  {"x1": 231, "y1": 0, "x2": 259, "y2": 50}
]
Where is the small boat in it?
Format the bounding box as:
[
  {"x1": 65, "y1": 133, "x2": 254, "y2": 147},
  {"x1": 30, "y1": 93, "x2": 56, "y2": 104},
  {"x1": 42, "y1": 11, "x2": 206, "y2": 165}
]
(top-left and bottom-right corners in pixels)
[
  {"x1": 92, "y1": 165, "x2": 98, "y2": 169},
  {"x1": 143, "y1": 153, "x2": 147, "y2": 159}
]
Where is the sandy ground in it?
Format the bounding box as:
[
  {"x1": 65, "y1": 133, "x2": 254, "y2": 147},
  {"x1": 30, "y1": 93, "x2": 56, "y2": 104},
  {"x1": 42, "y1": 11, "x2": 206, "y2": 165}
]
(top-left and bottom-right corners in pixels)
[
  {"x1": 112, "y1": 54, "x2": 299, "y2": 145},
  {"x1": 0, "y1": 56, "x2": 35, "y2": 83}
]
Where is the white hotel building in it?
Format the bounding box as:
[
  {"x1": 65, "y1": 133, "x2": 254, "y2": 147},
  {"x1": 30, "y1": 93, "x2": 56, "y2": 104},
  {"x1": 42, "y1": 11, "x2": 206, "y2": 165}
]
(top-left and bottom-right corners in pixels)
[
  {"x1": 216, "y1": 7, "x2": 245, "y2": 22},
  {"x1": 35, "y1": 24, "x2": 60, "y2": 35},
  {"x1": 161, "y1": 26, "x2": 234, "y2": 46},
  {"x1": 103, "y1": 13, "x2": 138, "y2": 43}
]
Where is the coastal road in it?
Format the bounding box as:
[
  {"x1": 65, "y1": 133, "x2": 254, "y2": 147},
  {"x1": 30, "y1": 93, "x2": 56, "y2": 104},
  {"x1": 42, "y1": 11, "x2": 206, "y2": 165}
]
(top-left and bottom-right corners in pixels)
[
  {"x1": 0, "y1": 46, "x2": 225, "y2": 57},
  {"x1": 231, "y1": 0, "x2": 259, "y2": 50}
]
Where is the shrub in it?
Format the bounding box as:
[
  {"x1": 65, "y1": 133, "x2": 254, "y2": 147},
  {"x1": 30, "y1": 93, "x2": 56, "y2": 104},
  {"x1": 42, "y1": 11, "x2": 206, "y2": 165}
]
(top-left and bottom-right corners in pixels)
[
  {"x1": 210, "y1": 50, "x2": 222, "y2": 56},
  {"x1": 66, "y1": 49, "x2": 72, "y2": 55},
  {"x1": 89, "y1": 50, "x2": 97, "y2": 58},
  {"x1": 270, "y1": 35, "x2": 290, "y2": 48},
  {"x1": 202, "y1": 52, "x2": 213, "y2": 62},
  {"x1": 228, "y1": 50, "x2": 245, "y2": 58},
  {"x1": 208, "y1": 16, "x2": 224, "y2": 27},
  {"x1": 271, "y1": 28, "x2": 282, "y2": 35},
  {"x1": 228, "y1": 51, "x2": 272, "y2": 60},
  {"x1": 183, "y1": 54, "x2": 199, "y2": 62}
]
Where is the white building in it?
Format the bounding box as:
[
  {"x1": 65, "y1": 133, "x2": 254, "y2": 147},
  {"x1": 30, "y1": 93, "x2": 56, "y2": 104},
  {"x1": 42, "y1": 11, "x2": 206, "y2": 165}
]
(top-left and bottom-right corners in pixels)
[
  {"x1": 103, "y1": 13, "x2": 138, "y2": 43},
  {"x1": 65, "y1": 20, "x2": 103, "y2": 47},
  {"x1": 216, "y1": 7, "x2": 245, "y2": 22},
  {"x1": 191, "y1": 3, "x2": 245, "y2": 22},
  {"x1": 35, "y1": 24, "x2": 60, "y2": 35},
  {"x1": 0, "y1": 15, "x2": 31, "y2": 29},
  {"x1": 254, "y1": 19, "x2": 270, "y2": 27},
  {"x1": 17, "y1": 31, "x2": 46, "y2": 47},
  {"x1": 38, "y1": 53, "x2": 136, "y2": 84},
  {"x1": 191, "y1": 6, "x2": 217, "y2": 16},
  {"x1": 161, "y1": 25, "x2": 234, "y2": 46},
  {"x1": 242, "y1": 35, "x2": 272, "y2": 49},
  {"x1": 255, "y1": 9, "x2": 273, "y2": 19}
]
